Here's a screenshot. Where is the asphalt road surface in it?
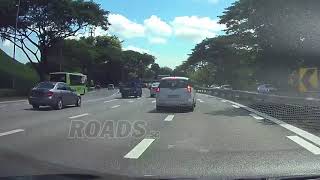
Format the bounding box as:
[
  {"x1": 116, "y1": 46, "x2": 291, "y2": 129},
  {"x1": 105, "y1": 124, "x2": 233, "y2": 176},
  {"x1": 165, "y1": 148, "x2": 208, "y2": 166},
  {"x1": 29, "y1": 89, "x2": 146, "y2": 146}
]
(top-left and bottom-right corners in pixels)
[{"x1": 0, "y1": 88, "x2": 320, "y2": 179}]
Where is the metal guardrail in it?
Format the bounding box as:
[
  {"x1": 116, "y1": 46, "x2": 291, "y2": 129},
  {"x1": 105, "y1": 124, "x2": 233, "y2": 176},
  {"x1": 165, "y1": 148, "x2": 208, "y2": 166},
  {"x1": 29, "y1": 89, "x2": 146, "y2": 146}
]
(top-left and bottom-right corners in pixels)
[{"x1": 196, "y1": 87, "x2": 320, "y2": 107}]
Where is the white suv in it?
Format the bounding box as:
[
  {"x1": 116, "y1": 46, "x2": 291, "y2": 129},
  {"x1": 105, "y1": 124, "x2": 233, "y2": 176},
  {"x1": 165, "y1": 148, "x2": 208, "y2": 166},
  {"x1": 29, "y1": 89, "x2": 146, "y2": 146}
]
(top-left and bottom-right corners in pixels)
[{"x1": 156, "y1": 77, "x2": 196, "y2": 111}]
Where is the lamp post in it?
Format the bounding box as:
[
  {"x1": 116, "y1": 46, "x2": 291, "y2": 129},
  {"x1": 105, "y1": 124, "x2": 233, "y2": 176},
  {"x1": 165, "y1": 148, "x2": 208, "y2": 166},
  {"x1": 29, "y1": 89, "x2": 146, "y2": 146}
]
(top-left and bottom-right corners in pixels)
[{"x1": 13, "y1": 0, "x2": 21, "y2": 61}]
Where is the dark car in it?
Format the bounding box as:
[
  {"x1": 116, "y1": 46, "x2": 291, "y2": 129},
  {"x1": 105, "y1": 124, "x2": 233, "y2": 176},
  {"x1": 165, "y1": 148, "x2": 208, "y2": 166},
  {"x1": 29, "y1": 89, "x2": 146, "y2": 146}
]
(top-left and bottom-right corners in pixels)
[
  {"x1": 120, "y1": 81, "x2": 142, "y2": 98},
  {"x1": 28, "y1": 82, "x2": 81, "y2": 110},
  {"x1": 107, "y1": 84, "x2": 115, "y2": 90}
]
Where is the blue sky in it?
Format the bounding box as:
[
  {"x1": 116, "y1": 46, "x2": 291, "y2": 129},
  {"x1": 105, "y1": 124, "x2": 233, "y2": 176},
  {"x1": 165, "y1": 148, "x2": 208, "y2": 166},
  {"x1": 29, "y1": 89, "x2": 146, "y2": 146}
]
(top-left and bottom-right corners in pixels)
[{"x1": 0, "y1": 0, "x2": 235, "y2": 68}]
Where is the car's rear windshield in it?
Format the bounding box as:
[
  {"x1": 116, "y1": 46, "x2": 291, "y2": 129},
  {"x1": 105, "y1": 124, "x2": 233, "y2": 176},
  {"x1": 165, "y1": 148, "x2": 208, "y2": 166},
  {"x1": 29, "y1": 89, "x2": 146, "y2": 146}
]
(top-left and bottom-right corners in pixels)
[
  {"x1": 36, "y1": 82, "x2": 55, "y2": 89},
  {"x1": 151, "y1": 82, "x2": 160, "y2": 87},
  {"x1": 159, "y1": 79, "x2": 188, "y2": 88}
]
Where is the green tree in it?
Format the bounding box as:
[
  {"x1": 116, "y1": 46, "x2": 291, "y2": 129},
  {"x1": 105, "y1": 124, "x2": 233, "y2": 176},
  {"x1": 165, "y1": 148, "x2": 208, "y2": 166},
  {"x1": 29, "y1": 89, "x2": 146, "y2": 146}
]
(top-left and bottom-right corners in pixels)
[
  {"x1": 0, "y1": 0, "x2": 109, "y2": 80},
  {"x1": 219, "y1": 0, "x2": 320, "y2": 87},
  {"x1": 158, "y1": 67, "x2": 173, "y2": 75},
  {"x1": 122, "y1": 50, "x2": 155, "y2": 79}
]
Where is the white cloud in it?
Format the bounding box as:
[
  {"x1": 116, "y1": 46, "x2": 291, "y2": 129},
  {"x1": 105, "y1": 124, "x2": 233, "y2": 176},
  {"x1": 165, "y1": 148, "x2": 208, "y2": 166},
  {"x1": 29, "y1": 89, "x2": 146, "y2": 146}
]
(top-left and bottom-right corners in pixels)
[
  {"x1": 171, "y1": 16, "x2": 225, "y2": 42},
  {"x1": 144, "y1": 15, "x2": 172, "y2": 37},
  {"x1": 109, "y1": 14, "x2": 145, "y2": 38},
  {"x1": 208, "y1": 0, "x2": 219, "y2": 4},
  {"x1": 3, "y1": 40, "x2": 13, "y2": 47},
  {"x1": 148, "y1": 37, "x2": 167, "y2": 44},
  {"x1": 124, "y1": 45, "x2": 151, "y2": 54}
]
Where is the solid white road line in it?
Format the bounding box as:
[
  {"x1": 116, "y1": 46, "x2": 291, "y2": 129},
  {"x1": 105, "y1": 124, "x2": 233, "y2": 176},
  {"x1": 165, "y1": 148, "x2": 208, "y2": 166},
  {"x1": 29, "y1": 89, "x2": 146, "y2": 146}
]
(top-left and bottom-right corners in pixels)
[
  {"x1": 200, "y1": 93, "x2": 320, "y2": 147},
  {"x1": 0, "y1": 99, "x2": 27, "y2": 104},
  {"x1": 104, "y1": 99, "x2": 118, "y2": 103},
  {"x1": 124, "y1": 138, "x2": 155, "y2": 159},
  {"x1": 197, "y1": 99, "x2": 204, "y2": 103},
  {"x1": 111, "y1": 105, "x2": 120, "y2": 109},
  {"x1": 221, "y1": 100, "x2": 227, "y2": 103},
  {"x1": 69, "y1": 113, "x2": 89, "y2": 119},
  {"x1": 287, "y1": 136, "x2": 320, "y2": 155},
  {"x1": 225, "y1": 97, "x2": 320, "y2": 147},
  {"x1": 152, "y1": 100, "x2": 156, "y2": 103},
  {"x1": 232, "y1": 105, "x2": 240, "y2": 109},
  {"x1": 0, "y1": 129, "x2": 24, "y2": 137},
  {"x1": 164, "y1": 115, "x2": 174, "y2": 122},
  {"x1": 281, "y1": 123, "x2": 320, "y2": 147},
  {"x1": 249, "y1": 113, "x2": 264, "y2": 120}
]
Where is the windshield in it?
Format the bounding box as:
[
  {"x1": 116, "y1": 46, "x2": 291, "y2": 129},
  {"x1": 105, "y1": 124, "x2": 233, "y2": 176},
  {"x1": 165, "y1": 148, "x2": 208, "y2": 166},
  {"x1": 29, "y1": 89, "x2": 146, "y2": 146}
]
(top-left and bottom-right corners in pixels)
[
  {"x1": 49, "y1": 74, "x2": 66, "y2": 83},
  {"x1": 159, "y1": 79, "x2": 188, "y2": 88},
  {"x1": 1, "y1": 0, "x2": 320, "y2": 179},
  {"x1": 151, "y1": 82, "x2": 160, "y2": 87},
  {"x1": 35, "y1": 82, "x2": 55, "y2": 89}
]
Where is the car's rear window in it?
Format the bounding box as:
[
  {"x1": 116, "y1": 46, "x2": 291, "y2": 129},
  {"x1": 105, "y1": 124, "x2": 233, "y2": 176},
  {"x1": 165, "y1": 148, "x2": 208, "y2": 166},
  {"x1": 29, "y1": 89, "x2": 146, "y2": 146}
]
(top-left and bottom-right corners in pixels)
[
  {"x1": 36, "y1": 82, "x2": 55, "y2": 89},
  {"x1": 151, "y1": 83, "x2": 160, "y2": 87},
  {"x1": 159, "y1": 79, "x2": 188, "y2": 88}
]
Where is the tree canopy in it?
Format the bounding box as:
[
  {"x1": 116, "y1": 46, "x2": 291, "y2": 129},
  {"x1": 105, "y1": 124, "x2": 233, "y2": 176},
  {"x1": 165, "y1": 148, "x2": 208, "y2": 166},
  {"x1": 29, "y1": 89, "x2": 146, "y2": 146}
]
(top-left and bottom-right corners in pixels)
[
  {"x1": 0, "y1": 0, "x2": 109, "y2": 79},
  {"x1": 176, "y1": 0, "x2": 320, "y2": 90}
]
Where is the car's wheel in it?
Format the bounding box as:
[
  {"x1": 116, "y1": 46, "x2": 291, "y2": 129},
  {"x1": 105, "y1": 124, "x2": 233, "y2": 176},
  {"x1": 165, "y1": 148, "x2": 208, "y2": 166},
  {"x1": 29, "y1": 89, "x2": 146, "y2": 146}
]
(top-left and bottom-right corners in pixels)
[
  {"x1": 156, "y1": 106, "x2": 162, "y2": 111},
  {"x1": 76, "y1": 96, "x2": 81, "y2": 107},
  {"x1": 54, "y1": 99, "x2": 63, "y2": 110},
  {"x1": 189, "y1": 105, "x2": 194, "y2": 112},
  {"x1": 32, "y1": 104, "x2": 39, "y2": 109}
]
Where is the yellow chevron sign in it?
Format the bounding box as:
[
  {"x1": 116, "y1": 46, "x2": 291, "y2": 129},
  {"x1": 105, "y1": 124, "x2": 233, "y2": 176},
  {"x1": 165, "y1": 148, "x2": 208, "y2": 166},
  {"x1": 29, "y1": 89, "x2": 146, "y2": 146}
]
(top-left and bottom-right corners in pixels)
[{"x1": 298, "y1": 68, "x2": 318, "y2": 92}]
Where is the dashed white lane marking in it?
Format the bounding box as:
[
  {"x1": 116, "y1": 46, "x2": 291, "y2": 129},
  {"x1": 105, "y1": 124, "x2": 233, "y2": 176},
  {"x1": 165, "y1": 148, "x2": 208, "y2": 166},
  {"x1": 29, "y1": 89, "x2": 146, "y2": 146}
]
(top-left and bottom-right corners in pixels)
[
  {"x1": 0, "y1": 100, "x2": 27, "y2": 104},
  {"x1": 232, "y1": 105, "x2": 240, "y2": 109},
  {"x1": 104, "y1": 99, "x2": 118, "y2": 103},
  {"x1": 249, "y1": 113, "x2": 264, "y2": 120},
  {"x1": 85, "y1": 91, "x2": 120, "y2": 103},
  {"x1": 287, "y1": 136, "x2": 320, "y2": 155},
  {"x1": 128, "y1": 100, "x2": 134, "y2": 103},
  {"x1": 164, "y1": 115, "x2": 174, "y2": 121},
  {"x1": 111, "y1": 105, "x2": 120, "y2": 109},
  {"x1": 69, "y1": 113, "x2": 89, "y2": 119},
  {"x1": 152, "y1": 100, "x2": 156, "y2": 103},
  {"x1": 281, "y1": 123, "x2": 320, "y2": 146},
  {"x1": 85, "y1": 97, "x2": 109, "y2": 103},
  {"x1": 124, "y1": 138, "x2": 155, "y2": 159},
  {"x1": 0, "y1": 129, "x2": 24, "y2": 137},
  {"x1": 201, "y1": 93, "x2": 320, "y2": 147},
  {"x1": 197, "y1": 99, "x2": 204, "y2": 103}
]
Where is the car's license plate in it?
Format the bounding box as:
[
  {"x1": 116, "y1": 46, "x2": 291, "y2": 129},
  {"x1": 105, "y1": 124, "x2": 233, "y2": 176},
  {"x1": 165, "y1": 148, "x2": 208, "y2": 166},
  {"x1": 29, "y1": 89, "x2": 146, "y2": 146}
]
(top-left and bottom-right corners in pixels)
[{"x1": 168, "y1": 95, "x2": 179, "y2": 98}]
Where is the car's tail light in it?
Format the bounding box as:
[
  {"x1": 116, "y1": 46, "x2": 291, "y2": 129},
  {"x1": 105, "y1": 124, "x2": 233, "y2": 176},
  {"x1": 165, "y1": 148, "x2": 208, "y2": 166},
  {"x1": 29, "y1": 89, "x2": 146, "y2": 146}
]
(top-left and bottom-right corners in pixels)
[
  {"x1": 46, "y1": 91, "x2": 54, "y2": 97},
  {"x1": 156, "y1": 87, "x2": 160, "y2": 93},
  {"x1": 187, "y1": 85, "x2": 192, "y2": 93}
]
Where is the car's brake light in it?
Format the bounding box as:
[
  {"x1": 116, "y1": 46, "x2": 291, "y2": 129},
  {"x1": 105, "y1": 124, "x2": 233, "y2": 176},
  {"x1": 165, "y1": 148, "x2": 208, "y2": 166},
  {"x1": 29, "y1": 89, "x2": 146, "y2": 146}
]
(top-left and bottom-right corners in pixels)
[
  {"x1": 156, "y1": 87, "x2": 160, "y2": 93},
  {"x1": 187, "y1": 85, "x2": 192, "y2": 93},
  {"x1": 46, "y1": 91, "x2": 54, "y2": 97}
]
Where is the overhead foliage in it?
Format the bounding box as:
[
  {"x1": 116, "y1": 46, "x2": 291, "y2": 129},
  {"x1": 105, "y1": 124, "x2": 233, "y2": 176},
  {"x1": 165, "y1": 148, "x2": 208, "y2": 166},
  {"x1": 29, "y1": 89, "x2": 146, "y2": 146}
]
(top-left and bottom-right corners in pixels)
[{"x1": 0, "y1": 0, "x2": 110, "y2": 79}]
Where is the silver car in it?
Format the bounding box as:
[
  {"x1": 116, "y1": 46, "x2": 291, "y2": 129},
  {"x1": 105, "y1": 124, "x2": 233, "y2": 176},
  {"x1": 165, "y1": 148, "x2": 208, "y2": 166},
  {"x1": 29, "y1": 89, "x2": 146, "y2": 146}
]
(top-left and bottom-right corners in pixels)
[
  {"x1": 28, "y1": 82, "x2": 81, "y2": 110},
  {"x1": 156, "y1": 77, "x2": 196, "y2": 111},
  {"x1": 257, "y1": 84, "x2": 277, "y2": 93}
]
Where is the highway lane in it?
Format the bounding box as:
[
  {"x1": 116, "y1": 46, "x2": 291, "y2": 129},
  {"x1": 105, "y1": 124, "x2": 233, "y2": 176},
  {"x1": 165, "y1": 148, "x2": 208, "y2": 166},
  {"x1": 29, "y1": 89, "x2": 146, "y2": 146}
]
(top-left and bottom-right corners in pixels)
[{"x1": 0, "y1": 89, "x2": 319, "y2": 178}]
